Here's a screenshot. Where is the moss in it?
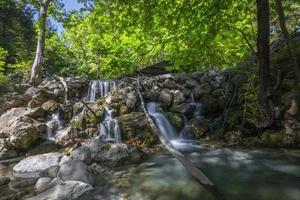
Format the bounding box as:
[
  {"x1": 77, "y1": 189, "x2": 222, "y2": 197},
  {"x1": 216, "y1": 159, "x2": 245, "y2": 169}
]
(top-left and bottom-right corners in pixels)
[
  {"x1": 70, "y1": 115, "x2": 86, "y2": 129},
  {"x1": 261, "y1": 131, "x2": 284, "y2": 147},
  {"x1": 165, "y1": 112, "x2": 184, "y2": 130}
]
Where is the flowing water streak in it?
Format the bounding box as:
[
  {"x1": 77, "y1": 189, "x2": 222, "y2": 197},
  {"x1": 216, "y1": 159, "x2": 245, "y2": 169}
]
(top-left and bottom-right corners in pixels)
[
  {"x1": 87, "y1": 80, "x2": 116, "y2": 101},
  {"x1": 46, "y1": 110, "x2": 63, "y2": 140},
  {"x1": 146, "y1": 102, "x2": 178, "y2": 139},
  {"x1": 99, "y1": 106, "x2": 121, "y2": 142},
  {"x1": 58, "y1": 77, "x2": 68, "y2": 105}
]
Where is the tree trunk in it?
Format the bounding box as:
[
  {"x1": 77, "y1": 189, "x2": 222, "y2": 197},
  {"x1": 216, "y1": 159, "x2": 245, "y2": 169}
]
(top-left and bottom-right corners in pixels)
[
  {"x1": 275, "y1": 0, "x2": 300, "y2": 145},
  {"x1": 29, "y1": 0, "x2": 51, "y2": 86},
  {"x1": 256, "y1": 0, "x2": 273, "y2": 128}
]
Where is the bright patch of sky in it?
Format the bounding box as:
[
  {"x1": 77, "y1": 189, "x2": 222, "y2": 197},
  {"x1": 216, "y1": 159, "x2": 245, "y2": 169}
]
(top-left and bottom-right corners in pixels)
[{"x1": 51, "y1": 0, "x2": 84, "y2": 34}]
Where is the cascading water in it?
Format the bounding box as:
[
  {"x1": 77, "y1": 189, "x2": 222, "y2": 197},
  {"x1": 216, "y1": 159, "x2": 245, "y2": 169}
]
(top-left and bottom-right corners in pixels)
[
  {"x1": 46, "y1": 110, "x2": 63, "y2": 140},
  {"x1": 86, "y1": 80, "x2": 116, "y2": 101},
  {"x1": 99, "y1": 106, "x2": 121, "y2": 142},
  {"x1": 146, "y1": 102, "x2": 178, "y2": 139}
]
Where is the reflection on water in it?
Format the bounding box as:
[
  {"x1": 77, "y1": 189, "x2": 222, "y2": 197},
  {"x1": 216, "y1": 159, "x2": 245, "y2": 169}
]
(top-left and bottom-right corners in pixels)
[{"x1": 97, "y1": 141, "x2": 300, "y2": 200}]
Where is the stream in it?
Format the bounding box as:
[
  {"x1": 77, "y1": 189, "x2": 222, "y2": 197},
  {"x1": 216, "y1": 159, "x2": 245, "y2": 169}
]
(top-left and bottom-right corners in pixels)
[{"x1": 95, "y1": 140, "x2": 300, "y2": 200}]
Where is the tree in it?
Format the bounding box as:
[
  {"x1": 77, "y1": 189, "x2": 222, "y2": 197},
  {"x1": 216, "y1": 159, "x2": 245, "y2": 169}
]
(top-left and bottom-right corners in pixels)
[
  {"x1": 256, "y1": 0, "x2": 273, "y2": 128},
  {"x1": 274, "y1": 0, "x2": 300, "y2": 145},
  {"x1": 29, "y1": 0, "x2": 52, "y2": 85}
]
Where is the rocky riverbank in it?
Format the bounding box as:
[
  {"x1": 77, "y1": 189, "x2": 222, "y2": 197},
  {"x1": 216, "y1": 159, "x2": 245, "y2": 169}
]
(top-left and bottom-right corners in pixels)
[{"x1": 0, "y1": 69, "x2": 299, "y2": 199}]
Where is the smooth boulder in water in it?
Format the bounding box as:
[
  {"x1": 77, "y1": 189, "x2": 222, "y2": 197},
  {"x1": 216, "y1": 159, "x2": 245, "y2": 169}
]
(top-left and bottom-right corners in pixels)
[{"x1": 27, "y1": 177, "x2": 94, "y2": 200}]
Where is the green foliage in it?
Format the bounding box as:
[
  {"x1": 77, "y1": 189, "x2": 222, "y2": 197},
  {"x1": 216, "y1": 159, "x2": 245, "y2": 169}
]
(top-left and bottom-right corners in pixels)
[
  {"x1": 0, "y1": 47, "x2": 8, "y2": 82},
  {"x1": 62, "y1": 0, "x2": 257, "y2": 78}
]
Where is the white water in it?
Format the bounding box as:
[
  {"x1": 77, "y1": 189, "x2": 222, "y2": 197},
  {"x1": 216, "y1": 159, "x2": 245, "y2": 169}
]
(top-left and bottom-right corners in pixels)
[
  {"x1": 87, "y1": 80, "x2": 116, "y2": 101},
  {"x1": 146, "y1": 102, "x2": 178, "y2": 139},
  {"x1": 99, "y1": 106, "x2": 121, "y2": 142},
  {"x1": 46, "y1": 110, "x2": 63, "y2": 140},
  {"x1": 58, "y1": 77, "x2": 68, "y2": 105}
]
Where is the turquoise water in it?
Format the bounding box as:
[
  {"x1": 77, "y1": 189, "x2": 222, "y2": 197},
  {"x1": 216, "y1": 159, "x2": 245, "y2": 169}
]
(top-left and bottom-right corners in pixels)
[{"x1": 98, "y1": 141, "x2": 300, "y2": 200}]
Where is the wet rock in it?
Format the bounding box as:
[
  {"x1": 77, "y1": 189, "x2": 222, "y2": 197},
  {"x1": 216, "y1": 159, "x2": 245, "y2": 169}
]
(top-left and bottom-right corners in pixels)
[
  {"x1": 41, "y1": 100, "x2": 59, "y2": 112},
  {"x1": 200, "y1": 95, "x2": 218, "y2": 115},
  {"x1": 185, "y1": 79, "x2": 198, "y2": 88},
  {"x1": 34, "y1": 177, "x2": 52, "y2": 193},
  {"x1": 162, "y1": 79, "x2": 178, "y2": 89},
  {"x1": 0, "y1": 176, "x2": 10, "y2": 186},
  {"x1": 261, "y1": 131, "x2": 285, "y2": 147},
  {"x1": 27, "y1": 177, "x2": 94, "y2": 200},
  {"x1": 125, "y1": 91, "x2": 138, "y2": 110},
  {"x1": 70, "y1": 146, "x2": 92, "y2": 165},
  {"x1": 190, "y1": 119, "x2": 209, "y2": 139},
  {"x1": 159, "y1": 89, "x2": 173, "y2": 107},
  {"x1": 172, "y1": 90, "x2": 185, "y2": 106},
  {"x1": 165, "y1": 112, "x2": 184, "y2": 130},
  {"x1": 0, "y1": 146, "x2": 17, "y2": 160},
  {"x1": 191, "y1": 72, "x2": 204, "y2": 80},
  {"x1": 193, "y1": 83, "x2": 211, "y2": 99},
  {"x1": 13, "y1": 152, "x2": 63, "y2": 178},
  {"x1": 57, "y1": 160, "x2": 94, "y2": 185},
  {"x1": 11, "y1": 178, "x2": 38, "y2": 189},
  {"x1": 200, "y1": 73, "x2": 210, "y2": 83},
  {"x1": 171, "y1": 104, "x2": 195, "y2": 118},
  {"x1": 94, "y1": 143, "x2": 142, "y2": 167}
]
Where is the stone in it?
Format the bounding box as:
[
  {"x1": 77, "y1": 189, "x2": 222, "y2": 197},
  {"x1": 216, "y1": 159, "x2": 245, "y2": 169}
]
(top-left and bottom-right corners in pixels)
[
  {"x1": 200, "y1": 73, "x2": 210, "y2": 83},
  {"x1": 94, "y1": 143, "x2": 142, "y2": 167},
  {"x1": 211, "y1": 89, "x2": 224, "y2": 98},
  {"x1": 193, "y1": 83, "x2": 212, "y2": 99},
  {"x1": 13, "y1": 152, "x2": 63, "y2": 178},
  {"x1": 162, "y1": 79, "x2": 178, "y2": 89},
  {"x1": 34, "y1": 177, "x2": 53, "y2": 193},
  {"x1": 159, "y1": 89, "x2": 173, "y2": 107},
  {"x1": 172, "y1": 90, "x2": 185, "y2": 106},
  {"x1": 125, "y1": 91, "x2": 138, "y2": 110},
  {"x1": 191, "y1": 72, "x2": 204, "y2": 80},
  {"x1": 24, "y1": 107, "x2": 45, "y2": 119},
  {"x1": 57, "y1": 160, "x2": 94, "y2": 185},
  {"x1": 70, "y1": 146, "x2": 92, "y2": 165},
  {"x1": 55, "y1": 127, "x2": 77, "y2": 146},
  {"x1": 185, "y1": 79, "x2": 198, "y2": 88},
  {"x1": 0, "y1": 176, "x2": 10, "y2": 186},
  {"x1": 261, "y1": 131, "x2": 285, "y2": 147},
  {"x1": 41, "y1": 100, "x2": 59, "y2": 112},
  {"x1": 165, "y1": 112, "x2": 184, "y2": 130},
  {"x1": 171, "y1": 104, "x2": 195, "y2": 118},
  {"x1": 10, "y1": 178, "x2": 38, "y2": 189},
  {"x1": 27, "y1": 177, "x2": 94, "y2": 200},
  {"x1": 0, "y1": 146, "x2": 17, "y2": 160},
  {"x1": 0, "y1": 93, "x2": 31, "y2": 116},
  {"x1": 0, "y1": 108, "x2": 46, "y2": 149},
  {"x1": 200, "y1": 95, "x2": 218, "y2": 115}
]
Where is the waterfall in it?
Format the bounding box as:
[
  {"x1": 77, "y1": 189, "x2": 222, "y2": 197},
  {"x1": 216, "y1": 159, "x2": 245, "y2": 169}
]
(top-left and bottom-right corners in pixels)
[
  {"x1": 146, "y1": 102, "x2": 178, "y2": 139},
  {"x1": 99, "y1": 106, "x2": 121, "y2": 142},
  {"x1": 58, "y1": 77, "x2": 68, "y2": 105},
  {"x1": 86, "y1": 80, "x2": 116, "y2": 101},
  {"x1": 46, "y1": 110, "x2": 63, "y2": 140}
]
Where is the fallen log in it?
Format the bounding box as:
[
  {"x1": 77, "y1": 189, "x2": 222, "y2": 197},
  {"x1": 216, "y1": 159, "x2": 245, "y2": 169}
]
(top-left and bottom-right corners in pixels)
[{"x1": 134, "y1": 77, "x2": 224, "y2": 200}]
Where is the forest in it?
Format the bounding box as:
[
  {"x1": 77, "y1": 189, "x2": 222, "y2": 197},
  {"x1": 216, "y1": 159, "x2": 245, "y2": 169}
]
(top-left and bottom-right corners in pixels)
[{"x1": 0, "y1": 0, "x2": 300, "y2": 200}]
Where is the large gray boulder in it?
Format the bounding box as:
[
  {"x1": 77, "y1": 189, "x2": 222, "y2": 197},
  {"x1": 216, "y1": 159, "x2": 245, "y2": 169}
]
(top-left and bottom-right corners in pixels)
[
  {"x1": 193, "y1": 83, "x2": 212, "y2": 99},
  {"x1": 28, "y1": 177, "x2": 94, "y2": 200},
  {"x1": 0, "y1": 108, "x2": 46, "y2": 149},
  {"x1": 57, "y1": 160, "x2": 94, "y2": 185},
  {"x1": 70, "y1": 146, "x2": 92, "y2": 165},
  {"x1": 13, "y1": 152, "x2": 64, "y2": 178}
]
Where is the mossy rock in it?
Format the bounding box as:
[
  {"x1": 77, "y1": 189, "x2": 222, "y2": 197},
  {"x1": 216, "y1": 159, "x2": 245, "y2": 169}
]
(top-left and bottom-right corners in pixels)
[
  {"x1": 165, "y1": 112, "x2": 184, "y2": 130},
  {"x1": 70, "y1": 115, "x2": 86, "y2": 130},
  {"x1": 261, "y1": 131, "x2": 285, "y2": 147}
]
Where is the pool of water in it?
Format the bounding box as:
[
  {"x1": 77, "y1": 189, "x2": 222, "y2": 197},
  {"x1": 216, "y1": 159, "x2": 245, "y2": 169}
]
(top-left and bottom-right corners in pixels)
[{"x1": 96, "y1": 140, "x2": 300, "y2": 200}]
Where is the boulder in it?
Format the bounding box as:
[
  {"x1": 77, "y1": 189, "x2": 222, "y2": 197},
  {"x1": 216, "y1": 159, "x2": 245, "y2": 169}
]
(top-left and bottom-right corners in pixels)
[
  {"x1": 94, "y1": 143, "x2": 142, "y2": 167},
  {"x1": 191, "y1": 72, "x2": 204, "y2": 80},
  {"x1": 162, "y1": 79, "x2": 178, "y2": 89},
  {"x1": 34, "y1": 177, "x2": 52, "y2": 193},
  {"x1": 70, "y1": 146, "x2": 92, "y2": 165},
  {"x1": 172, "y1": 90, "x2": 185, "y2": 106},
  {"x1": 0, "y1": 93, "x2": 31, "y2": 116},
  {"x1": 165, "y1": 112, "x2": 184, "y2": 130},
  {"x1": 0, "y1": 108, "x2": 46, "y2": 149},
  {"x1": 159, "y1": 89, "x2": 173, "y2": 107},
  {"x1": 193, "y1": 83, "x2": 212, "y2": 99},
  {"x1": 10, "y1": 177, "x2": 38, "y2": 189},
  {"x1": 0, "y1": 146, "x2": 17, "y2": 160},
  {"x1": 41, "y1": 100, "x2": 59, "y2": 112},
  {"x1": 13, "y1": 152, "x2": 63, "y2": 178},
  {"x1": 57, "y1": 160, "x2": 94, "y2": 185},
  {"x1": 0, "y1": 176, "x2": 10, "y2": 186},
  {"x1": 200, "y1": 95, "x2": 218, "y2": 115},
  {"x1": 185, "y1": 79, "x2": 198, "y2": 88},
  {"x1": 24, "y1": 107, "x2": 45, "y2": 119},
  {"x1": 171, "y1": 104, "x2": 195, "y2": 118},
  {"x1": 200, "y1": 74, "x2": 210, "y2": 84},
  {"x1": 27, "y1": 177, "x2": 94, "y2": 200},
  {"x1": 125, "y1": 91, "x2": 138, "y2": 110}
]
